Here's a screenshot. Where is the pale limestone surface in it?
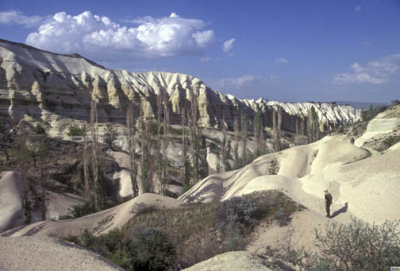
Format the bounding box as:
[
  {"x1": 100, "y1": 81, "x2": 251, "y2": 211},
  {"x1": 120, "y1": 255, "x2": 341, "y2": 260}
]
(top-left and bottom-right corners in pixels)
[
  {"x1": 0, "y1": 236, "x2": 123, "y2": 271},
  {"x1": 183, "y1": 251, "x2": 273, "y2": 271},
  {"x1": 3, "y1": 193, "x2": 181, "y2": 238},
  {"x1": 0, "y1": 39, "x2": 360, "y2": 135},
  {"x1": 0, "y1": 171, "x2": 23, "y2": 232}
]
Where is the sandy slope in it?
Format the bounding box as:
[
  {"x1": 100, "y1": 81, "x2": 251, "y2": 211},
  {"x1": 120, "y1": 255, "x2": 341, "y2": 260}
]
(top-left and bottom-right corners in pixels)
[
  {"x1": 180, "y1": 135, "x2": 400, "y2": 224},
  {"x1": 179, "y1": 132, "x2": 400, "y2": 253},
  {"x1": 355, "y1": 105, "x2": 400, "y2": 147},
  {"x1": 0, "y1": 171, "x2": 24, "y2": 232},
  {"x1": 45, "y1": 191, "x2": 85, "y2": 220},
  {"x1": 182, "y1": 251, "x2": 273, "y2": 271},
  {"x1": 0, "y1": 236, "x2": 123, "y2": 271},
  {"x1": 3, "y1": 193, "x2": 181, "y2": 238}
]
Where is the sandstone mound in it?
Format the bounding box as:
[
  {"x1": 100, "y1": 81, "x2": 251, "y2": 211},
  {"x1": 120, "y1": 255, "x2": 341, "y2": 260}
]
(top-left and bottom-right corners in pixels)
[
  {"x1": 355, "y1": 105, "x2": 400, "y2": 149},
  {"x1": 0, "y1": 236, "x2": 122, "y2": 271},
  {"x1": 45, "y1": 191, "x2": 85, "y2": 220},
  {"x1": 182, "y1": 251, "x2": 273, "y2": 271},
  {"x1": 3, "y1": 193, "x2": 181, "y2": 238},
  {"x1": 180, "y1": 135, "x2": 400, "y2": 225},
  {"x1": 0, "y1": 171, "x2": 24, "y2": 232}
]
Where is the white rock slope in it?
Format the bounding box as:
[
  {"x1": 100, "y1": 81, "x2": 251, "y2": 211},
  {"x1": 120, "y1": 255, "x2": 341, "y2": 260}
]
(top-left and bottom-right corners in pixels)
[{"x1": 0, "y1": 39, "x2": 360, "y2": 133}]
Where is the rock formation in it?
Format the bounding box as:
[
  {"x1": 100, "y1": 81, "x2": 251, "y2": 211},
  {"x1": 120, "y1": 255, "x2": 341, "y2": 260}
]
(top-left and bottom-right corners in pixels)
[{"x1": 0, "y1": 39, "x2": 360, "y2": 134}]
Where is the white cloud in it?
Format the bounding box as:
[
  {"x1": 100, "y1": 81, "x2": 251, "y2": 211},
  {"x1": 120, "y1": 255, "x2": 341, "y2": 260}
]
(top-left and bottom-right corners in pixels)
[
  {"x1": 222, "y1": 38, "x2": 235, "y2": 54},
  {"x1": 334, "y1": 54, "x2": 400, "y2": 85},
  {"x1": 275, "y1": 57, "x2": 288, "y2": 64},
  {"x1": 0, "y1": 10, "x2": 44, "y2": 27},
  {"x1": 214, "y1": 74, "x2": 260, "y2": 90},
  {"x1": 200, "y1": 57, "x2": 211, "y2": 62},
  {"x1": 355, "y1": 5, "x2": 361, "y2": 11},
  {"x1": 25, "y1": 11, "x2": 215, "y2": 61}
]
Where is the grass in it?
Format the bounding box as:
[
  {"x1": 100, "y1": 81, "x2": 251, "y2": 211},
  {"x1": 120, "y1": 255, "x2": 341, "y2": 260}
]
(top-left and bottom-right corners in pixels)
[
  {"x1": 121, "y1": 190, "x2": 303, "y2": 267},
  {"x1": 377, "y1": 135, "x2": 400, "y2": 152},
  {"x1": 65, "y1": 190, "x2": 303, "y2": 269}
]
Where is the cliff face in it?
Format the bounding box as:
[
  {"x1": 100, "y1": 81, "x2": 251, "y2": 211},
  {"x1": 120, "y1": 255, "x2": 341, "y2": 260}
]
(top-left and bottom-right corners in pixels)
[{"x1": 0, "y1": 39, "x2": 360, "y2": 131}]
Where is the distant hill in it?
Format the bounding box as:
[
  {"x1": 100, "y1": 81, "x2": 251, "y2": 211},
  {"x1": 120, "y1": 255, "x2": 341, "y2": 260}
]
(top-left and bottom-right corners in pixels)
[{"x1": 335, "y1": 101, "x2": 389, "y2": 110}]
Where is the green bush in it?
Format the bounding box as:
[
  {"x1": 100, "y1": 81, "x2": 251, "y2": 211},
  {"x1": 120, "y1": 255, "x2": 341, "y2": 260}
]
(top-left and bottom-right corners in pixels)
[
  {"x1": 67, "y1": 124, "x2": 87, "y2": 137},
  {"x1": 379, "y1": 135, "x2": 400, "y2": 151},
  {"x1": 314, "y1": 218, "x2": 400, "y2": 271},
  {"x1": 34, "y1": 124, "x2": 46, "y2": 134},
  {"x1": 70, "y1": 202, "x2": 97, "y2": 218},
  {"x1": 104, "y1": 124, "x2": 118, "y2": 149},
  {"x1": 130, "y1": 228, "x2": 177, "y2": 271},
  {"x1": 215, "y1": 196, "x2": 257, "y2": 231},
  {"x1": 285, "y1": 218, "x2": 400, "y2": 271},
  {"x1": 361, "y1": 105, "x2": 387, "y2": 122},
  {"x1": 66, "y1": 228, "x2": 177, "y2": 271}
]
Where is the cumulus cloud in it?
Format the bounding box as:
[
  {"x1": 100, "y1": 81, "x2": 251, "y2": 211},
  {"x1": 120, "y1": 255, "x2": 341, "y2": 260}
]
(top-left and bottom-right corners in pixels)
[
  {"x1": 25, "y1": 11, "x2": 215, "y2": 61},
  {"x1": 214, "y1": 74, "x2": 260, "y2": 90},
  {"x1": 334, "y1": 54, "x2": 400, "y2": 85},
  {"x1": 275, "y1": 57, "x2": 288, "y2": 64},
  {"x1": 0, "y1": 10, "x2": 44, "y2": 27},
  {"x1": 222, "y1": 38, "x2": 235, "y2": 54}
]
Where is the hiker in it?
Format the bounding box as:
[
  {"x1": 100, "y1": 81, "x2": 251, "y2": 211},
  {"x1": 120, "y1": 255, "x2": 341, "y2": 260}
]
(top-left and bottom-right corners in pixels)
[
  {"x1": 350, "y1": 137, "x2": 355, "y2": 144},
  {"x1": 324, "y1": 189, "x2": 333, "y2": 217}
]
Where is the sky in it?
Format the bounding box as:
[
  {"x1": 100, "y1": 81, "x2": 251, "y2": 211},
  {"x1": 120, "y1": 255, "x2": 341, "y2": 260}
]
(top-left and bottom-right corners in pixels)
[{"x1": 0, "y1": 0, "x2": 399, "y2": 103}]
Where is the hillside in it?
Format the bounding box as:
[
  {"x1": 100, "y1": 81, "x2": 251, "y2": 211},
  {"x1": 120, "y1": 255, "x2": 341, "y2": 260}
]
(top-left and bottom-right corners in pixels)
[{"x1": 0, "y1": 39, "x2": 359, "y2": 134}]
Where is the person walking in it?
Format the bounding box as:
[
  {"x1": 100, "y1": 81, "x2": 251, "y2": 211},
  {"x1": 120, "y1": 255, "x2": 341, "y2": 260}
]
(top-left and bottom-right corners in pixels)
[{"x1": 324, "y1": 189, "x2": 333, "y2": 217}]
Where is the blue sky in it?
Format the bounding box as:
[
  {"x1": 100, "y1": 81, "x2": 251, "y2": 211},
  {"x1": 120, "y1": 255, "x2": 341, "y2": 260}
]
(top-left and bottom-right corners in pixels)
[{"x1": 1, "y1": 0, "x2": 399, "y2": 103}]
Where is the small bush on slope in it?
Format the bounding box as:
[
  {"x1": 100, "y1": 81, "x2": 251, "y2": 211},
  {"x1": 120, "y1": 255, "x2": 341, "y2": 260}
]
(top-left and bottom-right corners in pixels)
[
  {"x1": 284, "y1": 218, "x2": 400, "y2": 271},
  {"x1": 125, "y1": 190, "x2": 303, "y2": 268},
  {"x1": 65, "y1": 191, "x2": 303, "y2": 269},
  {"x1": 66, "y1": 228, "x2": 177, "y2": 271}
]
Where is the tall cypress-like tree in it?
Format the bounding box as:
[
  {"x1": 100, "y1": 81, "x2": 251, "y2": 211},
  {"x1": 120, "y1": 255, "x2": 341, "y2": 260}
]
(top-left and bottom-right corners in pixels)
[
  {"x1": 181, "y1": 107, "x2": 191, "y2": 192},
  {"x1": 126, "y1": 103, "x2": 138, "y2": 197},
  {"x1": 189, "y1": 89, "x2": 200, "y2": 183},
  {"x1": 140, "y1": 115, "x2": 152, "y2": 193},
  {"x1": 90, "y1": 100, "x2": 106, "y2": 210},
  {"x1": 221, "y1": 111, "x2": 231, "y2": 171},
  {"x1": 241, "y1": 110, "x2": 248, "y2": 165},
  {"x1": 253, "y1": 109, "x2": 265, "y2": 157},
  {"x1": 233, "y1": 117, "x2": 240, "y2": 169}
]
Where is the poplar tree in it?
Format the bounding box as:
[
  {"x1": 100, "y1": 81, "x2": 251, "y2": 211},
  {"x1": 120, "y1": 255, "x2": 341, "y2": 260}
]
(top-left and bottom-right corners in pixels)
[
  {"x1": 233, "y1": 117, "x2": 240, "y2": 169},
  {"x1": 241, "y1": 110, "x2": 248, "y2": 165},
  {"x1": 126, "y1": 103, "x2": 138, "y2": 197}
]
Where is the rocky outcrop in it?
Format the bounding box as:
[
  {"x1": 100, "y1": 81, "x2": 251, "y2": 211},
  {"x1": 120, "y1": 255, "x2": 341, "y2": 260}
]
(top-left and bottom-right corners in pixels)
[
  {"x1": 0, "y1": 39, "x2": 360, "y2": 133},
  {"x1": 0, "y1": 171, "x2": 24, "y2": 232},
  {"x1": 182, "y1": 251, "x2": 274, "y2": 271}
]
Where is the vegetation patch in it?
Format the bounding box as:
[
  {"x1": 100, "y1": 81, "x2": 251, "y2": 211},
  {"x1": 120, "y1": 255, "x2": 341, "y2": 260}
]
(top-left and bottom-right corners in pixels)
[
  {"x1": 68, "y1": 191, "x2": 304, "y2": 270},
  {"x1": 282, "y1": 218, "x2": 400, "y2": 271},
  {"x1": 67, "y1": 124, "x2": 87, "y2": 137},
  {"x1": 66, "y1": 190, "x2": 303, "y2": 270},
  {"x1": 66, "y1": 228, "x2": 177, "y2": 271},
  {"x1": 378, "y1": 135, "x2": 400, "y2": 152}
]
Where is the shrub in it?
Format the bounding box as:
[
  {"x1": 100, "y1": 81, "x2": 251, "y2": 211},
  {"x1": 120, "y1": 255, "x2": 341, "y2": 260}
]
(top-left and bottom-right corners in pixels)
[
  {"x1": 67, "y1": 124, "x2": 87, "y2": 137},
  {"x1": 361, "y1": 105, "x2": 387, "y2": 122},
  {"x1": 216, "y1": 196, "x2": 257, "y2": 232},
  {"x1": 66, "y1": 228, "x2": 177, "y2": 271},
  {"x1": 68, "y1": 202, "x2": 97, "y2": 218},
  {"x1": 285, "y1": 218, "x2": 400, "y2": 271},
  {"x1": 379, "y1": 135, "x2": 400, "y2": 151},
  {"x1": 314, "y1": 218, "x2": 400, "y2": 271},
  {"x1": 130, "y1": 228, "x2": 177, "y2": 271},
  {"x1": 104, "y1": 124, "x2": 118, "y2": 149},
  {"x1": 34, "y1": 124, "x2": 46, "y2": 134}
]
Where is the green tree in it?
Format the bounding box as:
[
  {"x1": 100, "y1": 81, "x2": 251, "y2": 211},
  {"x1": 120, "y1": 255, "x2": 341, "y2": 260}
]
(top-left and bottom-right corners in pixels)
[{"x1": 104, "y1": 123, "x2": 118, "y2": 150}]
